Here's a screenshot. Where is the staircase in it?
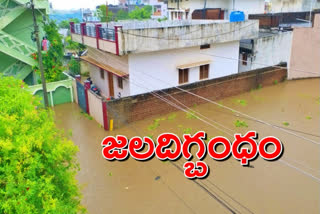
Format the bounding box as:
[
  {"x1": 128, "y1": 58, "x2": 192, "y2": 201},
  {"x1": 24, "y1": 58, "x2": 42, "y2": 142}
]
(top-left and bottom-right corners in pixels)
[{"x1": 0, "y1": 0, "x2": 48, "y2": 81}]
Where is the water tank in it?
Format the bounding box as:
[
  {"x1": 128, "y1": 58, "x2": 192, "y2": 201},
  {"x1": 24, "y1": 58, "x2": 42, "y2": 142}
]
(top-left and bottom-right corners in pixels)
[{"x1": 230, "y1": 11, "x2": 245, "y2": 22}]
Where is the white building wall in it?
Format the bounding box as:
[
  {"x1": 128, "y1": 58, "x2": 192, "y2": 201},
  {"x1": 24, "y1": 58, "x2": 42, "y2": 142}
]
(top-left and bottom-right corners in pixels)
[
  {"x1": 168, "y1": 0, "x2": 265, "y2": 20},
  {"x1": 113, "y1": 75, "x2": 130, "y2": 98},
  {"x1": 128, "y1": 41, "x2": 240, "y2": 96},
  {"x1": 239, "y1": 31, "x2": 293, "y2": 73},
  {"x1": 269, "y1": 0, "x2": 320, "y2": 13}
]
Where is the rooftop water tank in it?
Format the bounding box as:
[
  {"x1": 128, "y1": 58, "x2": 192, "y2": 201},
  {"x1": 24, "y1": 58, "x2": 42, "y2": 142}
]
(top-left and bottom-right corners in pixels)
[{"x1": 230, "y1": 11, "x2": 245, "y2": 22}]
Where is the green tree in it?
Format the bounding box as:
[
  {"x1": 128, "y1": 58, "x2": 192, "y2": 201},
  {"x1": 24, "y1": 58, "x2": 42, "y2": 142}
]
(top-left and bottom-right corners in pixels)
[
  {"x1": 0, "y1": 75, "x2": 85, "y2": 213},
  {"x1": 128, "y1": 6, "x2": 152, "y2": 20},
  {"x1": 65, "y1": 36, "x2": 86, "y2": 52},
  {"x1": 116, "y1": 9, "x2": 129, "y2": 20},
  {"x1": 32, "y1": 20, "x2": 66, "y2": 83},
  {"x1": 97, "y1": 5, "x2": 115, "y2": 22},
  {"x1": 68, "y1": 57, "x2": 81, "y2": 76},
  {"x1": 59, "y1": 18, "x2": 80, "y2": 29}
]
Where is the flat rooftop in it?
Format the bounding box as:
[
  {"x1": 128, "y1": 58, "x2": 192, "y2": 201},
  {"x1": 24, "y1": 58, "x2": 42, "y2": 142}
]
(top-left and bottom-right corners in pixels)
[
  {"x1": 99, "y1": 19, "x2": 230, "y2": 30},
  {"x1": 71, "y1": 19, "x2": 259, "y2": 55}
]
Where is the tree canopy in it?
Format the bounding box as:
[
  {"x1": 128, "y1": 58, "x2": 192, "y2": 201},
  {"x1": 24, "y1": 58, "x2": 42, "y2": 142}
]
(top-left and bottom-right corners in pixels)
[
  {"x1": 97, "y1": 5, "x2": 152, "y2": 21},
  {"x1": 32, "y1": 20, "x2": 66, "y2": 83},
  {"x1": 0, "y1": 76, "x2": 85, "y2": 213},
  {"x1": 58, "y1": 18, "x2": 80, "y2": 29}
]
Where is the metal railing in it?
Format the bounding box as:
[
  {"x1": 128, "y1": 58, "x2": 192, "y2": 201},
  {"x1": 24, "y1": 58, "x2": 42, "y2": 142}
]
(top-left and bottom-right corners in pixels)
[
  {"x1": 98, "y1": 27, "x2": 115, "y2": 41},
  {"x1": 74, "y1": 24, "x2": 81, "y2": 34},
  {"x1": 85, "y1": 25, "x2": 97, "y2": 37}
]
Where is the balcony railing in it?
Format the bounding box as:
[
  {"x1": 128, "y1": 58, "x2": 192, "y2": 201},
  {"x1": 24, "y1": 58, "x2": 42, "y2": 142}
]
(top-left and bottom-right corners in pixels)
[{"x1": 70, "y1": 22, "x2": 116, "y2": 42}]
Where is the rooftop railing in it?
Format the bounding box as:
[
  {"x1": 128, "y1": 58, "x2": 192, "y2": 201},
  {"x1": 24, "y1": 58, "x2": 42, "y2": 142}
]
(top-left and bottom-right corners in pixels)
[{"x1": 70, "y1": 22, "x2": 116, "y2": 42}]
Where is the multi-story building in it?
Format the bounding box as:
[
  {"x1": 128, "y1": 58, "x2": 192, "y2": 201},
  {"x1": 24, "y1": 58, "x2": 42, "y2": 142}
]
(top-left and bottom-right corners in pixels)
[
  {"x1": 70, "y1": 19, "x2": 258, "y2": 99},
  {"x1": 167, "y1": 0, "x2": 265, "y2": 20},
  {"x1": 119, "y1": 0, "x2": 168, "y2": 18},
  {"x1": 0, "y1": 0, "x2": 49, "y2": 85}
]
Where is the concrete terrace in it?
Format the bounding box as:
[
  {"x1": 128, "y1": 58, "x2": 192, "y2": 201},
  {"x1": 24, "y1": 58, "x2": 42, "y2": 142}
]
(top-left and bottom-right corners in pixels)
[{"x1": 70, "y1": 19, "x2": 259, "y2": 55}]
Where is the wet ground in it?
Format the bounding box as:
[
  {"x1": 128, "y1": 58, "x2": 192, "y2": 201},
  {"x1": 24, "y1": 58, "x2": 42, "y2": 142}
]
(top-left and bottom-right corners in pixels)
[{"x1": 54, "y1": 78, "x2": 320, "y2": 214}]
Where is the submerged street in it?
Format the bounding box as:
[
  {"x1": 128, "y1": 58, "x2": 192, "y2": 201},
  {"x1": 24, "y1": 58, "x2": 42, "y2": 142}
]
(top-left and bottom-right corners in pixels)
[{"x1": 54, "y1": 78, "x2": 320, "y2": 214}]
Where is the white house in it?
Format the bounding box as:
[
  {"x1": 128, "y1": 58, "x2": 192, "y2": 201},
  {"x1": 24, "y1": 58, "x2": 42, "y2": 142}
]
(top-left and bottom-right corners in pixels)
[
  {"x1": 239, "y1": 30, "x2": 293, "y2": 73},
  {"x1": 70, "y1": 19, "x2": 259, "y2": 98},
  {"x1": 167, "y1": 0, "x2": 266, "y2": 20}
]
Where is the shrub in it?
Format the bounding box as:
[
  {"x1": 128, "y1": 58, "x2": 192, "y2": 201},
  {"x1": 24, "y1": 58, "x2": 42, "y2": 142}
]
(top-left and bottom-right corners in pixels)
[{"x1": 0, "y1": 76, "x2": 85, "y2": 213}]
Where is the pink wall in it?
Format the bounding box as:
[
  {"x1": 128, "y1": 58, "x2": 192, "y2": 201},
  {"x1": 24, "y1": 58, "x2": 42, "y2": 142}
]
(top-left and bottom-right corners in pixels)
[{"x1": 289, "y1": 14, "x2": 320, "y2": 79}]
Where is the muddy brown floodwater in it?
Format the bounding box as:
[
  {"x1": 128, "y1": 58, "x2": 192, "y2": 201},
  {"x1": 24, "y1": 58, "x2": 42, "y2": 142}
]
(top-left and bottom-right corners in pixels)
[{"x1": 54, "y1": 78, "x2": 320, "y2": 214}]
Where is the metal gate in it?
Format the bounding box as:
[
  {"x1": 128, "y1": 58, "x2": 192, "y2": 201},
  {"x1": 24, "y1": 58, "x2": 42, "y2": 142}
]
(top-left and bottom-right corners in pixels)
[{"x1": 77, "y1": 81, "x2": 87, "y2": 112}]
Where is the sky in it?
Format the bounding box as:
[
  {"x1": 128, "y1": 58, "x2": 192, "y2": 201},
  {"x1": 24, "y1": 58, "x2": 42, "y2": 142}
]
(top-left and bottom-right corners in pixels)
[{"x1": 50, "y1": 0, "x2": 118, "y2": 10}]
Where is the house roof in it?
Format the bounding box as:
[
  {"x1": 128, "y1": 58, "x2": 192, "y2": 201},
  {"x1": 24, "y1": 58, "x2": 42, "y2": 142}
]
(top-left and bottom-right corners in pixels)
[{"x1": 81, "y1": 56, "x2": 128, "y2": 77}]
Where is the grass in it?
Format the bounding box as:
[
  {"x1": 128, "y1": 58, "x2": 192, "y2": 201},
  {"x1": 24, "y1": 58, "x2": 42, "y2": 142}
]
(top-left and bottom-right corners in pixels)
[
  {"x1": 306, "y1": 116, "x2": 312, "y2": 120},
  {"x1": 257, "y1": 84, "x2": 263, "y2": 90},
  {"x1": 234, "y1": 120, "x2": 248, "y2": 128},
  {"x1": 282, "y1": 122, "x2": 290, "y2": 126}
]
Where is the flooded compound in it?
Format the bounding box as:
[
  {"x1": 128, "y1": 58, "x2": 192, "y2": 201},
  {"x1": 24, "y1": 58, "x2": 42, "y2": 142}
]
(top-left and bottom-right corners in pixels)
[{"x1": 54, "y1": 78, "x2": 320, "y2": 214}]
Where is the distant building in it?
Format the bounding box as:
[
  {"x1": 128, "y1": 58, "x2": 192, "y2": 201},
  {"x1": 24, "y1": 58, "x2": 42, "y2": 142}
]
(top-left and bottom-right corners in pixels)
[
  {"x1": 167, "y1": 0, "x2": 265, "y2": 20},
  {"x1": 0, "y1": 0, "x2": 49, "y2": 85},
  {"x1": 70, "y1": 19, "x2": 258, "y2": 98},
  {"x1": 119, "y1": 0, "x2": 168, "y2": 18},
  {"x1": 268, "y1": 0, "x2": 320, "y2": 13}
]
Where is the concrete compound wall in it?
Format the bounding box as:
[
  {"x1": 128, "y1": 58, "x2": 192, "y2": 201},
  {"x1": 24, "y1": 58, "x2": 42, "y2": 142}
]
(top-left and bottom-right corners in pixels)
[
  {"x1": 107, "y1": 66, "x2": 287, "y2": 129},
  {"x1": 87, "y1": 90, "x2": 104, "y2": 126},
  {"x1": 128, "y1": 41, "x2": 240, "y2": 96},
  {"x1": 289, "y1": 14, "x2": 320, "y2": 79},
  {"x1": 239, "y1": 31, "x2": 293, "y2": 73}
]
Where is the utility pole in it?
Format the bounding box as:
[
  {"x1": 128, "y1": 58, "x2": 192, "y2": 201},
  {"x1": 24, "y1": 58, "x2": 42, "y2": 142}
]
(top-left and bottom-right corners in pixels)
[{"x1": 30, "y1": 0, "x2": 49, "y2": 108}]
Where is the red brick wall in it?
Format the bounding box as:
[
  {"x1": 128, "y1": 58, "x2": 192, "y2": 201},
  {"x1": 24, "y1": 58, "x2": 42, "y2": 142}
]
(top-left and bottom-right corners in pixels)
[{"x1": 106, "y1": 67, "x2": 287, "y2": 128}]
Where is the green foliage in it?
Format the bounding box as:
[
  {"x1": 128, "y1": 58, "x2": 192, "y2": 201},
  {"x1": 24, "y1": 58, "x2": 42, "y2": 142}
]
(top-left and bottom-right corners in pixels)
[
  {"x1": 167, "y1": 113, "x2": 177, "y2": 121},
  {"x1": 234, "y1": 120, "x2": 248, "y2": 128},
  {"x1": 273, "y1": 80, "x2": 278, "y2": 85},
  {"x1": 0, "y1": 76, "x2": 85, "y2": 213},
  {"x1": 306, "y1": 116, "x2": 312, "y2": 120},
  {"x1": 282, "y1": 122, "x2": 290, "y2": 126},
  {"x1": 236, "y1": 99, "x2": 247, "y2": 107},
  {"x1": 59, "y1": 18, "x2": 80, "y2": 29},
  {"x1": 183, "y1": 128, "x2": 192, "y2": 134},
  {"x1": 186, "y1": 111, "x2": 197, "y2": 119},
  {"x1": 32, "y1": 20, "x2": 66, "y2": 83},
  {"x1": 157, "y1": 17, "x2": 168, "y2": 22},
  {"x1": 128, "y1": 6, "x2": 152, "y2": 20},
  {"x1": 257, "y1": 84, "x2": 262, "y2": 90},
  {"x1": 97, "y1": 5, "x2": 115, "y2": 22},
  {"x1": 68, "y1": 57, "x2": 81, "y2": 76},
  {"x1": 117, "y1": 9, "x2": 129, "y2": 20},
  {"x1": 65, "y1": 36, "x2": 86, "y2": 51},
  {"x1": 148, "y1": 119, "x2": 160, "y2": 131}
]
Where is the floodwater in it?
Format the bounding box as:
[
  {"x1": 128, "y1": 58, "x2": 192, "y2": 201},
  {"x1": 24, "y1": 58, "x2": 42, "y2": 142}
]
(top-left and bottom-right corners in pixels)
[{"x1": 54, "y1": 78, "x2": 320, "y2": 214}]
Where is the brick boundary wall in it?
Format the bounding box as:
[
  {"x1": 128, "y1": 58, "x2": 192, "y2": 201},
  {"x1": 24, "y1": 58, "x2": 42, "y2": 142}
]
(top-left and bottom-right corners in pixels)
[{"x1": 106, "y1": 66, "x2": 287, "y2": 129}]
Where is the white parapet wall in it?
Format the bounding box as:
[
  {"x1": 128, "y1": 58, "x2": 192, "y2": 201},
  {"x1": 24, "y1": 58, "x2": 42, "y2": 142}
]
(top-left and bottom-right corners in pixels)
[{"x1": 119, "y1": 20, "x2": 259, "y2": 55}]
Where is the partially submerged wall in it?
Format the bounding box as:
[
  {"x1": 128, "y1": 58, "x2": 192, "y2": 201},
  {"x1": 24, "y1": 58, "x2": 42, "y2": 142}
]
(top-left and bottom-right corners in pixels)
[{"x1": 107, "y1": 67, "x2": 287, "y2": 128}]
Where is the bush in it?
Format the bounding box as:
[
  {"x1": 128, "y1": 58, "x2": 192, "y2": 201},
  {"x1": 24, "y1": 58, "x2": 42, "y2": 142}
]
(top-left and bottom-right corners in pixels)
[
  {"x1": 69, "y1": 57, "x2": 81, "y2": 76},
  {"x1": 0, "y1": 76, "x2": 85, "y2": 213}
]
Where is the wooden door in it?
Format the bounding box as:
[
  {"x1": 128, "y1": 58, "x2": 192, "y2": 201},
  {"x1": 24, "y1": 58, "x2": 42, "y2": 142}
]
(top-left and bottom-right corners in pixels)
[{"x1": 108, "y1": 72, "x2": 114, "y2": 98}]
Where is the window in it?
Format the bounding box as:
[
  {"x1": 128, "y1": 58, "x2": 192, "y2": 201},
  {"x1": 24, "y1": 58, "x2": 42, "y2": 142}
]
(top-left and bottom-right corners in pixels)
[
  {"x1": 200, "y1": 44, "x2": 210, "y2": 49},
  {"x1": 242, "y1": 53, "x2": 248, "y2": 66},
  {"x1": 179, "y1": 68, "x2": 189, "y2": 84},
  {"x1": 117, "y1": 76, "x2": 123, "y2": 89},
  {"x1": 200, "y1": 64, "x2": 209, "y2": 80},
  {"x1": 100, "y1": 69, "x2": 105, "y2": 79}
]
